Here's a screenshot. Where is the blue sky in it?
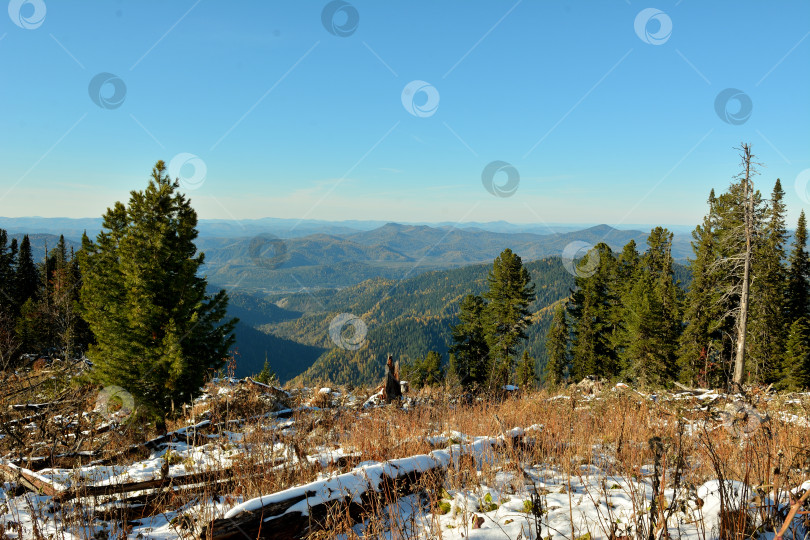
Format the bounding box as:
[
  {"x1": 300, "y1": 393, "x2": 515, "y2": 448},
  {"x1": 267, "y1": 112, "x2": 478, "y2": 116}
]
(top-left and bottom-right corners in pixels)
[{"x1": 1, "y1": 0, "x2": 808, "y2": 229}]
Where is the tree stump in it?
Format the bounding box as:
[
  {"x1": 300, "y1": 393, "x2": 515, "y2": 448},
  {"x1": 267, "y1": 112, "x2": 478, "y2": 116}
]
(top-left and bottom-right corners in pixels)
[{"x1": 382, "y1": 355, "x2": 401, "y2": 403}]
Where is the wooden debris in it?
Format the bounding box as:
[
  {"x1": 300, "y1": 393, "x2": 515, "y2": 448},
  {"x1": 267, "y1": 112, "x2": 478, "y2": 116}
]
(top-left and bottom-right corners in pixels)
[
  {"x1": 56, "y1": 459, "x2": 284, "y2": 502},
  {"x1": 201, "y1": 426, "x2": 538, "y2": 540},
  {"x1": 246, "y1": 377, "x2": 291, "y2": 402},
  {"x1": 88, "y1": 419, "x2": 211, "y2": 466},
  {"x1": 0, "y1": 461, "x2": 65, "y2": 497}
]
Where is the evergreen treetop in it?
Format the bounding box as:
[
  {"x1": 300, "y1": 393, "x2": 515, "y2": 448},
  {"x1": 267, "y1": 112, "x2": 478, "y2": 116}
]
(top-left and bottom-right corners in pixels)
[{"x1": 80, "y1": 161, "x2": 237, "y2": 417}]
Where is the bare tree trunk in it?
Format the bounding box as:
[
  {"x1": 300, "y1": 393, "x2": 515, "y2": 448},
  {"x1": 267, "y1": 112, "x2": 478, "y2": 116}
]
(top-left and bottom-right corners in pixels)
[{"x1": 733, "y1": 144, "x2": 754, "y2": 387}]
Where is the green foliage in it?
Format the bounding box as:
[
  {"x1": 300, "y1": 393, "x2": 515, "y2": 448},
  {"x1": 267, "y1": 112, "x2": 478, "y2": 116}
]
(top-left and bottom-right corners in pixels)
[
  {"x1": 481, "y1": 492, "x2": 499, "y2": 512},
  {"x1": 79, "y1": 161, "x2": 237, "y2": 415},
  {"x1": 677, "y1": 174, "x2": 796, "y2": 388},
  {"x1": 748, "y1": 179, "x2": 789, "y2": 384},
  {"x1": 619, "y1": 228, "x2": 681, "y2": 387},
  {"x1": 544, "y1": 303, "x2": 568, "y2": 386},
  {"x1": 253, "y1": 358, "x2": 279, "y2": 385},
  {"x1": 15, "y1": 235, "x2": 39, "y2": 308},
  {"x1": 0, "y1": 228, "x2": 91, "y2": 366},
  {"x1": 678, "y1": 192, "x2": 725, "y2": 387},
  {"x1": 402, "y1": 350, "x2": 443, "y2": 389},
  {"x1": 781, "y1": 316, "x2": 810, "y2": 390},
  {"x1": 436, "y1": 500, "x2": 451, "y2": 515},
  {"x1": 450, "y1": 294, "x2": 491, "y2": 390},
  {"x1": 0, "y1": 230, "x2": 18, "y2": 315},
  {"x1": 786, "y1": 211, "x2": 810, "y2": 322},
  {"x1": 516, "y1": 350, "x2": 537, "y2": 389},
  {"x1": 569, "y1": 243, "x2": 619, "y2": 380},
  {"x1": 285, "y1": 256, "x2": 573, "y2": 387},
  {"x1": 484, "y1": 248, "x2": 536, "y2": 388}
]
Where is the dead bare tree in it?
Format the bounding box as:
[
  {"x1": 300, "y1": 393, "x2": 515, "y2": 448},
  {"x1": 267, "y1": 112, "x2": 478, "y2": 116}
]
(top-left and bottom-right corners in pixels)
[
  {"x1": 707, "y1": 144, "x2": 762, "y2": 389},
  {"x1": 733, "y1": 143, "x2": 756, "y2": 387}
]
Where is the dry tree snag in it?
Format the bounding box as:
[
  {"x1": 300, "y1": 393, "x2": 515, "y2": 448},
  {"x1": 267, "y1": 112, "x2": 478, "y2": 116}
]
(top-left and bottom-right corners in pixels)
[
  {"x1": 733, "y1": 143, "x2": 756, "y2": 387},
  {"x1": 381, "y1": 354, "x2": 401, "y2": 403}
]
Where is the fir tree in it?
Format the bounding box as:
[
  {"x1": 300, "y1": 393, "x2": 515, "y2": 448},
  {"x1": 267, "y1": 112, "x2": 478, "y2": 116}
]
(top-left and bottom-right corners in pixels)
[
  {"x1": 747, "y1": 179, "x2": 788, "y2": 384},
  {"x1": 254, "y1": 358, "x2": 278, "y2": 385},
  {"x1": 648, "y1": 227, "x2": 681, "y2": 380},
  {"x1": 15, "y1": 235, "x2": 39, "y2": 308},
  {"x1": 569, "y1": 243, "x2": 618, "y2": 380},
  {"x1": 15, "y1": 298, "x2": 46, "y2": 355},
  {"x1": 48, "y1": 241, "x2": 83, "y2": 358},
  {"x1": 678, "y1": 194, "x2": 724, "y2": 386},
  {"x1": 516, "y1": 350, "x2": 537, "y2": 389},
  {"x1": 405, "y1": 351, "x2": 443, "y2": 389},
  {"x1": 609, "y1": 240, "x2": 640, "y2": 364},
  {"x1": 79, "y1": 161, "x2": 237, "y2": 416},
  {"x1": 544, "y1": 303, "x2": 568, "y2": 386},
  {"x1": 0, "y1": 230, "x2": 18, "y2": 315},
  {"x1": 781, "y1": 316, "x2": 810, "y2": 390},
  {"x1": 483, "y1": 248, "x2": 535, "y2": 389},
  {"x1": 615, "y1": 229, "x2": 680, "y2": 386},
  {"x1": 445, "y1": 353, "x2": 462, "y2": 389},
  {"x1": 621, "y1": 273, "x2": 666, "y2": 386},
  {"x1": 620, "y1": 234, "x2": 682, "y2": 386},
  {"x1": 449, "y1": 294, "x2": 490, "y2": 390},
  {"x1": 786, "y1": 211, "x2": 810, "y2": 322}
]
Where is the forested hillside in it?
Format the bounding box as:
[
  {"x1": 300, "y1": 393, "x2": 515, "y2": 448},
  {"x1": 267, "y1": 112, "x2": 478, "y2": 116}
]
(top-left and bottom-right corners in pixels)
[{"x1": 260, "y1": 258, "x2": 574, "y2": 385}]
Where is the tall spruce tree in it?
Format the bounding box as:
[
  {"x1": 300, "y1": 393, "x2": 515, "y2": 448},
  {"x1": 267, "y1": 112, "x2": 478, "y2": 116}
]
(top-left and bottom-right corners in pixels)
[
  {"x1": 782, "y1": 316, "x2": 810, "y2": 390},
  {"x1": 483, "y1": 248, "x2": 535, "y2": 388},
  {"x1": 786, "y1": 211, "x2": 810, "y2": 322},
  {"x1": 621, "y1": 228, "x2": 680, "y2": 386},
  {"x1": 516, "y1": 350, "x2": 537, "y2": 389},
  {"x1": 568, "y1": 243, "x2": 618, "y2": 380},
  {"x1": 610, "y1": 240, "x2": 640, "y2": 364},
  {"x1": 544, "y1": 303, "x2": 568, "y2": 386},
  {"x1": 449, "y1": 294, "x2": 490, "y2": 390},
  {"x1": 747, "y1": 179, "x2": 788, "y2": 384},
  {"x1": 0, "y1": 230, "x2": 18, "y2": 315},
  {"x1": 678, "y1": 191, "x2": 724, "y2": 386},
  {"x1": 79, "y1": 161, "x2": 237, "y2": 416},
  {"x1": 15, "y1": 235, "x2": 39, "y2": 308}
]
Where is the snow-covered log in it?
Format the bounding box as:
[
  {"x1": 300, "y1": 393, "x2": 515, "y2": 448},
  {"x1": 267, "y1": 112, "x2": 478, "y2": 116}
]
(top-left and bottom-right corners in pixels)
[
  {"x1": 0, "y1": 461, "x2": 66, "y2": 497},
  {"x1": 201, "y1": 425, "x2": 540, "y2": 540}
]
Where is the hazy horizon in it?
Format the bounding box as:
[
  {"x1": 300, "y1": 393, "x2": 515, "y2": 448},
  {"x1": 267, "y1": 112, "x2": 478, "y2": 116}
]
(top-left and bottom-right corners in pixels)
[{"x1": 0, "y1": 215, "x2": 702, "y2": 235}]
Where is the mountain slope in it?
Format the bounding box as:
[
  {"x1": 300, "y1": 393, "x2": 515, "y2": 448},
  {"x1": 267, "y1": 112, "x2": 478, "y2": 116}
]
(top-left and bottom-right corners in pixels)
[{"x1": 265, "y1": 257, "x2": 576, "y2": 386}]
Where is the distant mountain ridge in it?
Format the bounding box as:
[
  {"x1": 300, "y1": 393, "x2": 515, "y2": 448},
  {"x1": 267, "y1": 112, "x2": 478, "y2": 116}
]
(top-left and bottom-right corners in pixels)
[
  {"x1": 1, "y1": 215, "x2": 694, "y2": 239},
  {"x1": 196, "y1": 223, "x2": 694, "y2": 293},
  {"x1": 2, "y1": 217, "x2": 696, "y2": 294}
]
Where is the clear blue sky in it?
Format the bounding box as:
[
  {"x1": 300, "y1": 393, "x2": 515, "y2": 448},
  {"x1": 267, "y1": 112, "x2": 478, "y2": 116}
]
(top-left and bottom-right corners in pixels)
[{"x1": 1, "y1": 0, "x2": 808, "y2": 229}]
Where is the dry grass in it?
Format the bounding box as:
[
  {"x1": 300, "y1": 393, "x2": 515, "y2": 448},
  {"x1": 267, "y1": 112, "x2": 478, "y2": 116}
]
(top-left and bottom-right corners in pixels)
[{"x1": 1, "y1": 370, "x2": 809, "y2": 539}]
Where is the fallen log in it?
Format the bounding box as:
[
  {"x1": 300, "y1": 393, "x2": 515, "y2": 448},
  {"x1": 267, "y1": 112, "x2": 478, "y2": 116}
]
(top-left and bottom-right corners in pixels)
[
  {"x1": 56, "y1": 458, "x2": 287, "y2": 502},
  {"x1": 673, "y1": 382, "x2": 713, "y2": 395},
  {"x1": 201, "y1": 425, "x2": 539, "y2": 540},
  {"x1": 245, "y1": 378, "x2": 291, "y2": 402},
  {"x1": 88, "y1": 419, "x2": 211, "y2": 466},
  {"x1": 9, "y1": 400, "x2": 68, "y2": 411},
  {"x1": 11, "y1": 451, "x2": 101, "y2": 471},
  {"x1": 0, "y1": 461, "x2": 66, "y2": 497}
]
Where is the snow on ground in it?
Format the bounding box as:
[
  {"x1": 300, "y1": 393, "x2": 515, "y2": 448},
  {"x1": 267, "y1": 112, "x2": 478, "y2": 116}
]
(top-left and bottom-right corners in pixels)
[
  {"x1": 1, "y1": 383, "x2": 808, "y2": 540},
  {"x1": 2, "y1": 435, "x2": 807, "y2": 540}
]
